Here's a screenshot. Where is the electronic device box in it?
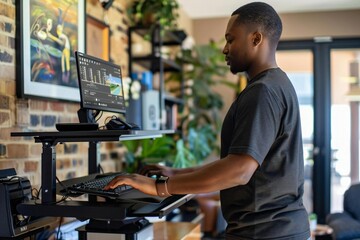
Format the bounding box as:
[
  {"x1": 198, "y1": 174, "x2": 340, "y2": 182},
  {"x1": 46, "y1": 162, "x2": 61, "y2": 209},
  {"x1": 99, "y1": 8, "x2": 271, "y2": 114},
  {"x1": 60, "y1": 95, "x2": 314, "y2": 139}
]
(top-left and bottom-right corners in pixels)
[
  {"x1": 0, "y1": 168, "x2": 55, "y2": 238},
  {"x1": 142, "y1": 90, "x2": 160, "y2": 130}
]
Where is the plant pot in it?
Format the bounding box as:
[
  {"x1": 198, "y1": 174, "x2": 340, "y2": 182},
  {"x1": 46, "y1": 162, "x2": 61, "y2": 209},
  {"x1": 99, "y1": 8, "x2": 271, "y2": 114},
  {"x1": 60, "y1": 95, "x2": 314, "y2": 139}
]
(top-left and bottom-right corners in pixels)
[{"x1": 142, "y1": 12, "x2": 156, "y2": 27}]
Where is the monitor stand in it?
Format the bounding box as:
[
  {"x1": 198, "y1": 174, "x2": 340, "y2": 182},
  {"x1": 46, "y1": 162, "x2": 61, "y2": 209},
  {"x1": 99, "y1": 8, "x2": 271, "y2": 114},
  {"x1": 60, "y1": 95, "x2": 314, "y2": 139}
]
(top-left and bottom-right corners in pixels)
[
  {"x1": 53, "y1": 108, "x2": 100, "y2": 132},
  {"x1": 77, "y1": 108, "x2": 99, "y2": 123},
  {"x1": 77, "y1": 217, "x2": 153, "y2": 240}
]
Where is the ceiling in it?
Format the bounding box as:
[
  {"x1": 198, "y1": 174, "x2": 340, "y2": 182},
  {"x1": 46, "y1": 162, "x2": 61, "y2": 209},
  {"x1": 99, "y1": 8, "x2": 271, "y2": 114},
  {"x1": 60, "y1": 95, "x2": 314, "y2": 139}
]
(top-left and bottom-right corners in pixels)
[{"x1": 177, "y1": 0, "x2": 360, "y2": 19}]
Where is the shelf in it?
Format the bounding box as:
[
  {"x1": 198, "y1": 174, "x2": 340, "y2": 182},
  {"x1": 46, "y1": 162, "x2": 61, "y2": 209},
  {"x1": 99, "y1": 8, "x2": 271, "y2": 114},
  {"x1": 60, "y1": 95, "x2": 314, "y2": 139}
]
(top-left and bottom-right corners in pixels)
[
  {"x1": 128, "y1": 25, "x2": 185, "y2": 130},
  {"x1": 155, "y1": 30, "x2": 186, "y2": 46},
  {"x1": 347, "y1": 86, "x2": 360, "y2": 101},
  {"x1": 129, "y1": 26, "x2": 186, "y2": 46},
  {"x1": 164, "y1": 95, "x2": 184, "y2": 105},
  {"x1": 132, "y1": 55, "x2": 181, "y2": 72}
]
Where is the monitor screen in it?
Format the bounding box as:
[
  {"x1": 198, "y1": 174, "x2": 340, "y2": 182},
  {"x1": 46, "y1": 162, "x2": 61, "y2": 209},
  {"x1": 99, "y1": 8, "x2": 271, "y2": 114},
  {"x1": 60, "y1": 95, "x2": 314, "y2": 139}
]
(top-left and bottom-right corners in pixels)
[{"x1": 75, "y1": 51, "x2": 126, "y2": 114}]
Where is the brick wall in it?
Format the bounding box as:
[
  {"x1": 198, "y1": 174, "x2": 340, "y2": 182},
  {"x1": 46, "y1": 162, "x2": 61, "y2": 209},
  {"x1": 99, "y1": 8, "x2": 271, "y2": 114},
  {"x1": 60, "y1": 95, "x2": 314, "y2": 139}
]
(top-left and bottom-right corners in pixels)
[{"x1": 0, "y1": 0, "x2": 129, "y2": 188}]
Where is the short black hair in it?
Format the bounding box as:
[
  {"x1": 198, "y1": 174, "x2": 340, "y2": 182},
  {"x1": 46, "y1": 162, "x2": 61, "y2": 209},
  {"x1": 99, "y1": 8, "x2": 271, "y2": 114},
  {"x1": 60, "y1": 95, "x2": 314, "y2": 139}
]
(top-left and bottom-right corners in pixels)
[{"x1": 232, "y1": 2, "x2": 282, "y2": 46}]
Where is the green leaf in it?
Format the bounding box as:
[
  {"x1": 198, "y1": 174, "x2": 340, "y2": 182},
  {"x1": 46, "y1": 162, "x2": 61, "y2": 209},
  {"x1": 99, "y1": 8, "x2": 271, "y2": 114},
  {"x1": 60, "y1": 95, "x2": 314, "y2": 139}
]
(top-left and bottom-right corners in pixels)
[{"x1": 173, "y1": 139, "x2": 196, "y2": 168}]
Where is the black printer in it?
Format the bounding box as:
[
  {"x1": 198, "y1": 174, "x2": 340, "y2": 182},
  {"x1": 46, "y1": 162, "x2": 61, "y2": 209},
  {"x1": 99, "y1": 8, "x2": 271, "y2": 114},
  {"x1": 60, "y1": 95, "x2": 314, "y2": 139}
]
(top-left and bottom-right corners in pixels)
[{"x1": 0, "y1": 168, "x2": 55, "y2": 238}]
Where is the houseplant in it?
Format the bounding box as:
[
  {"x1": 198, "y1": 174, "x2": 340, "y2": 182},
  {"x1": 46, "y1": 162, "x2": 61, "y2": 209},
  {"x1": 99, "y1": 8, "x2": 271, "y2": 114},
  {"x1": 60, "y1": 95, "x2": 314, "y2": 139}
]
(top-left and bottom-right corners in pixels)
[
  {"x1": 122, "y1": 40, "x2": 237, "y2": 171},
  {"x1": 127, "y1": 0, "x2": 179, "y2": 30},
  {"x1": 168, "y1": 39, "x2": 237, "y2": 165},
  {"x1": 122, "y1": 135, "x2": 198, "y2": 172}
]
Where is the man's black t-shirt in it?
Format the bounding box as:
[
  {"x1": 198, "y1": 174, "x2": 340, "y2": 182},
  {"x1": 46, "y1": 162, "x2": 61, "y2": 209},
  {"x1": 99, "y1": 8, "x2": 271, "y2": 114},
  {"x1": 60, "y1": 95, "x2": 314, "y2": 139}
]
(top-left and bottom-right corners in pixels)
[{"x1": 220, "y1": 68, "x2": 310, "y2": 239}]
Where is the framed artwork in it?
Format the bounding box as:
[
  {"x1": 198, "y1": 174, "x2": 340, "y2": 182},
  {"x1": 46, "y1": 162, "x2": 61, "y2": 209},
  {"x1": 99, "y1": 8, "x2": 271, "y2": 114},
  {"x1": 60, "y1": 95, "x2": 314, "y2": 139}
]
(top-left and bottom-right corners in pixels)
[
  {"x1": 86, "y1": 16, "x2": 110, "y2": 61},
  {"x1": 16, "y1": 0, "x2": 85, "y2": 102}
]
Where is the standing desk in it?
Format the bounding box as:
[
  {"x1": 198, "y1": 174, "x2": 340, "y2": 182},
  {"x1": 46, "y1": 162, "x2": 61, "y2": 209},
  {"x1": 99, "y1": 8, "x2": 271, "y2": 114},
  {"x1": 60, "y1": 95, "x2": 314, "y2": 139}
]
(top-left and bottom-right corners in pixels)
[{"x1": 11, "y1": 129, "x2": 194, "y2": 238}]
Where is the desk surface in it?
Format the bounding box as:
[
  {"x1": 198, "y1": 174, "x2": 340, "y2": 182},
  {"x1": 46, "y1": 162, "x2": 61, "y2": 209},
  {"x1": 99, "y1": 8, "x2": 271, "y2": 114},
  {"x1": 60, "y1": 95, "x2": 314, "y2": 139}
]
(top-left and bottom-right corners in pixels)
[
  {"x1": 11, "y1": 129, "x2": 175, "y2": 137},
  {"x1": 11, "y1": 129, "x2": 175, "y2": 142}
]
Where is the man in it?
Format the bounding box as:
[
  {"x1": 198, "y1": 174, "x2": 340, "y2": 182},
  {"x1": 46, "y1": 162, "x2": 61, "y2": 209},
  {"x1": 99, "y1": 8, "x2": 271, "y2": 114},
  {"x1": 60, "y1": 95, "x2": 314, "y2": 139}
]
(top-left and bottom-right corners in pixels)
[{"x1": 105, "y1": 2, "x2": 310, "y2": 239}]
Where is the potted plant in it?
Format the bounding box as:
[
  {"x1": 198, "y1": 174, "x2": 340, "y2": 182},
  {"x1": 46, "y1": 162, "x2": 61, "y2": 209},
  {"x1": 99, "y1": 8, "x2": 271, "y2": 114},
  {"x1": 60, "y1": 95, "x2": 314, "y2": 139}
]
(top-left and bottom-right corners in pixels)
[
  {"x1": 122, "y1": 136, "x2": 175, "y2": 173},
  {"x1": 122, "y1": 40, "x2": 237, "y2": 172},
  {"x1": 127, "y1": 0, "x2": 179, "y2": 30},
  {"x1": 122, "y1": 135, "x2": 197, "y2": 172},
  {"x1": 167, "y1": 39, "x2": 238, "y2": 162}
]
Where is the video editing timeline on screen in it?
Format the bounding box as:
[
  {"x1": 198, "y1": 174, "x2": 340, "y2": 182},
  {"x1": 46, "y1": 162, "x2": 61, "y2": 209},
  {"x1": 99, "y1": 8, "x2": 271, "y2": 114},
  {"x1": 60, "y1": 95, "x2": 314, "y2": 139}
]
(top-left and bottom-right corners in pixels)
[{"x1": 78, "y1": 55, "x2": 126, "y2": 113}]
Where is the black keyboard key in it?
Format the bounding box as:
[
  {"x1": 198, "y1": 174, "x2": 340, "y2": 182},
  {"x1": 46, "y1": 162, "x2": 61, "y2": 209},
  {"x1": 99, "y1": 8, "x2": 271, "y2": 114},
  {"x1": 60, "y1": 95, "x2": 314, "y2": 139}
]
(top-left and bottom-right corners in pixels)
[{"x1": 66, "y1": 172, "x2": 133, "y2": 199}]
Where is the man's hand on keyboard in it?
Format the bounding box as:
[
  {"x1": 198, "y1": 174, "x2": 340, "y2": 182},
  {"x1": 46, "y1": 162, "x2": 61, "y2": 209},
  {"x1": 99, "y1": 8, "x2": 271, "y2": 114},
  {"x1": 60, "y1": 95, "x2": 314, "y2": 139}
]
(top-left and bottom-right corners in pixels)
[{"x1": 104, "y1": 173, "x2": 157, "y2": 196}]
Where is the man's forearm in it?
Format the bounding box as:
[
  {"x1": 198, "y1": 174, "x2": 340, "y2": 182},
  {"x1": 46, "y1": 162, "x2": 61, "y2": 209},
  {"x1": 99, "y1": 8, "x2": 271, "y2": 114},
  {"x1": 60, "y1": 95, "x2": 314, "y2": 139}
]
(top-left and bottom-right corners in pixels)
[{"x1": 172, "y1": 166, "x2": 200, "y2": 175}]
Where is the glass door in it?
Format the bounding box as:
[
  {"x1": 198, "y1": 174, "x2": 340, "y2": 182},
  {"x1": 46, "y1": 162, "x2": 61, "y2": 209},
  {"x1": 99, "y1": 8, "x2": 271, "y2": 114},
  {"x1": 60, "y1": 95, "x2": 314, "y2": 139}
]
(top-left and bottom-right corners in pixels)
[
  {"x1": 330, "y1": 49, "x2": 360, "y2": 212},
  {"x1": 276, "y1": 50, "x2": 314, "y2": 213},
  {"x1": 277, "y1": 38, "x2": 360, "y2": 224}
]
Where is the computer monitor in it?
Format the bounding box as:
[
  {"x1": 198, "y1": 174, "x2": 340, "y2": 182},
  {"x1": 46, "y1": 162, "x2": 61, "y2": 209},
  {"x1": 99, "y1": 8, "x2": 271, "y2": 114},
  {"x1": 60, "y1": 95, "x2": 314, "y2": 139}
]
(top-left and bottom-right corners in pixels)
[{"x1": 75, "y1": 51, "x2": 126, "y2": 123}]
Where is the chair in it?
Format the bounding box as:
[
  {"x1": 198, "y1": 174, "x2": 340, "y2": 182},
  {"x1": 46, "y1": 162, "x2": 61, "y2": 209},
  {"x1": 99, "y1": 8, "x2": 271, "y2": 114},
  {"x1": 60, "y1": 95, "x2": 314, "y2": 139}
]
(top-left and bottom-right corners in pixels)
[{"x1": 326, "y1": 183, "x2": 360, "y2": 240}]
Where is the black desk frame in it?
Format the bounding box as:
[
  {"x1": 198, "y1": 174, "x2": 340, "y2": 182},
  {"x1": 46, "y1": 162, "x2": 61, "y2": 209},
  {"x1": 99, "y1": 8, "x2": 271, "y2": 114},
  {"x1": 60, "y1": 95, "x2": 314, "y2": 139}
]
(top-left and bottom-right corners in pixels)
[
  {"x1": 10, "y1": 129, "x2": 192, "y2": 220},
  {"x1": 12, "y1": 129, "x2": 135, "y2": 204}
]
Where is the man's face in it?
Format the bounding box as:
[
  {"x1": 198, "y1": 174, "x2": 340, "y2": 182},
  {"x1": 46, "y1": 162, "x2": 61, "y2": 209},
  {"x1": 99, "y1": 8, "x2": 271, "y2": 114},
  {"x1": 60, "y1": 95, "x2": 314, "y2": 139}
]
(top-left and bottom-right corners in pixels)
[{"x1": 223, "y1": 15, "x2": 254, "y2": 74}]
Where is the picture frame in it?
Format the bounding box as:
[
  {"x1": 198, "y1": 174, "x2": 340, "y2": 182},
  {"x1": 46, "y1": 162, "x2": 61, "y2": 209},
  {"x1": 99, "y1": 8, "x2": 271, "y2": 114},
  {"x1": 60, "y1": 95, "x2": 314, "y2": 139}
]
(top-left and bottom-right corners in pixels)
[
  {"x1": 16, "y1": 0, "x2": 85, "y2": 102},
  {"x1": 86, "y1": 15, "x2": 110, "y2": 61}
]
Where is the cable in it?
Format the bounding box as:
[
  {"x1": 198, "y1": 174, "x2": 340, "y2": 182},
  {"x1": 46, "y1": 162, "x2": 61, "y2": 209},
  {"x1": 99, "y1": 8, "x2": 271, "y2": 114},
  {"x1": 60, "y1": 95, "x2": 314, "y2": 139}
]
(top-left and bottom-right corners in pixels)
[
  {"x1": 34, "y1": 177, "x2": 71, "y2": 205},
  {"x1": 31, "y1": 188, "x2": 40, "y2": 200},
  {"x1": 56, "y1": 176, "x2": 67, "y2": 191},
  {"x1": 34, "y1": 194, "x2": 69, "y2": 205},
  {"x1": 104, "y1": 115, "x2": 113, "y2": 124},
  {"x1": 56, "y1": 216, "x2": 63, "y2": 240},
  {"x1": 95, "y1": 110, "x2": 103, "y2": 122},
  {"x1": 55, "y1": 176, "x2": 73, "y2": 200},
  {"x1": 8, "y1": 176, "x2": 29, "y2": 227},
  {"x1": 98, "y1": 125, "x2": 107, "y2": 130},
  {"x1": 36, "y1": 186, "x2": 42, "y2": 199},
  {"x1": 98, "y1": 164, "x2": 104, "y2": 174}
]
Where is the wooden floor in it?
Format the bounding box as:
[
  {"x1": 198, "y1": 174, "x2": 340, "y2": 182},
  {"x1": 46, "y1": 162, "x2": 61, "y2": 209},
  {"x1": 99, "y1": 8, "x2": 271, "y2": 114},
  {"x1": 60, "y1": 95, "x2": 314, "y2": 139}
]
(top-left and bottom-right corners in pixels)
[{"x1": 154, "y1": 221, "x2": 201, "y2": 240}]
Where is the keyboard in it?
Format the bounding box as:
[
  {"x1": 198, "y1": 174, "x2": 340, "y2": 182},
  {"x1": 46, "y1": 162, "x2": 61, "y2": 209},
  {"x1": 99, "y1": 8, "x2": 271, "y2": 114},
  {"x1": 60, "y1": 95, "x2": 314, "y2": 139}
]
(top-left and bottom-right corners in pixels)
[{"x1": 66, "y1": 173, "x2": 133, "y2": 199}]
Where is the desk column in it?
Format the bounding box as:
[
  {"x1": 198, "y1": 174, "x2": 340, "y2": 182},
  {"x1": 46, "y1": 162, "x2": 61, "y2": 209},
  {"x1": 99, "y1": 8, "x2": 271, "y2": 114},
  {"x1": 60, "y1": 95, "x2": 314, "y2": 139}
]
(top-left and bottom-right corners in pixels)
[
  {"x1": 88, "y1": 141, "x2": 99, "y2": 174},
  {"x1": 41, "y1": 141, "x2": 56, "y2": 204}
]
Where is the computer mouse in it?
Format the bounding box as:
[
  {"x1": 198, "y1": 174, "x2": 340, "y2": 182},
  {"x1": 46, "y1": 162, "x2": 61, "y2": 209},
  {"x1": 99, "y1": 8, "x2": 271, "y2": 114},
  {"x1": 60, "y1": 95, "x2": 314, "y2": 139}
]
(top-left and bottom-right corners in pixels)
[
  {"x1": 127, "y1": 122, "x2": 141, "y2": 130},
  {"x1": 106, "y1": 119, "x2": 127, "y2": 130},
  {"x1": 106, "y1": 118, "x2": 141, "y2": 130}
]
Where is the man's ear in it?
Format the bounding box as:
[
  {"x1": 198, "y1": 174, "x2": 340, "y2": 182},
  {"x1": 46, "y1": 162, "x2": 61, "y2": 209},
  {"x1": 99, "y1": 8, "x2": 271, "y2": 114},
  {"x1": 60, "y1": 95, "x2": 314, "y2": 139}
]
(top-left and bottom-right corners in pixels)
[{"x1": 252, "y1": 32, "x2": 263, "y2": 46}]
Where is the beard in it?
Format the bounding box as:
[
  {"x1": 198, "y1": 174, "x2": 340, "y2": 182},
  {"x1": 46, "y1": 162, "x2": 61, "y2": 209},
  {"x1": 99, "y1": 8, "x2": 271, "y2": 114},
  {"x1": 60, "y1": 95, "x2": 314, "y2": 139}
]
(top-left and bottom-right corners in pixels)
[
  {"x1": 230, "y1": 65, "x2": 238, "y2": 74},
  {"x1": 229, "y1": 62, "x2": 243, "y2": 75}
]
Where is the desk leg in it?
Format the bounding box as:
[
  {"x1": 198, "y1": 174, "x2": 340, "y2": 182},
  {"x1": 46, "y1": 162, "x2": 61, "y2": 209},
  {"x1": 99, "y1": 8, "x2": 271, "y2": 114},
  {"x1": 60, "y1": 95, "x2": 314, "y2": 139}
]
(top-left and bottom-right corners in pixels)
[
  {"x1": 41, "y1": 142, "x2": 56, "y2": 204},
  {"x1": 78, "y1": 231, "x2": 87, "y2": 240},
  {"x1": 88, "y1": 141, "x2": 99, "y2": 203},
  {"x1": 88, "y1": 142, "x2": 99, "y2": 175}
]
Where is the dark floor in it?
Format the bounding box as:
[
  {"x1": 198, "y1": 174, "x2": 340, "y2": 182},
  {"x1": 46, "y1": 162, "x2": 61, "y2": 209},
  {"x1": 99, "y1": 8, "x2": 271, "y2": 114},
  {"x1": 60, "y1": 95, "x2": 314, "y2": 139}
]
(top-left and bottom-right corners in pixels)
[
  {"x1": 202, "y1": 237, "x2": 226, "y2": 240},
  {"x1": 201, "y1": 232, "x2": 226, "y2": 240}
]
